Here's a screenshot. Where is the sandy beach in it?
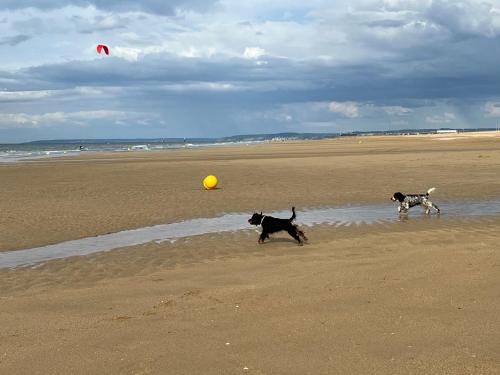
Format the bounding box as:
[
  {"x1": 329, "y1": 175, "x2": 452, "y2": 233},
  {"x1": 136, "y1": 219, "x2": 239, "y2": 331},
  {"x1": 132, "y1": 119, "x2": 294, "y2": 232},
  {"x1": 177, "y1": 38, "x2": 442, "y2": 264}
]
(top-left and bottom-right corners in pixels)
[{"x1": 1, "y1": 133, "x2": 500, "y2": 374}]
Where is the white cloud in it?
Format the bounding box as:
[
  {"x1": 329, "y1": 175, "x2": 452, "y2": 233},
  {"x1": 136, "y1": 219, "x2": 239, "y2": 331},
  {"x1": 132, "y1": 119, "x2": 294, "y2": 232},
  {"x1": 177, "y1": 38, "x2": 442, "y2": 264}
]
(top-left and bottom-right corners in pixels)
[
  {"x1": 484, "y1": 101, "x2": 500, "y2": 117},
  {"x1": 112, "y1": 46, "x2": 142, "y2": 61},
  {"x1": 0, "y1": 110, "x2": 130, "y2": 128},
  {"x1": 243, "y1": 47, "x2": 266, "y2": 59},
  {"x1": 74, "y1": 86, "x2": 105, "y2": 96},
  {"x1": 0, "y1": 90, "x2": 52, "y2": 101},
  {"x1": 328, "y1": 101, "x2": 360, "y2": 118},
  {"x1": 426, "y1": 0, "x2": 500, "y2": 38},
  {"x1": 160, "y1": 81, "x2": 240, "y2": 91},
  {"x1": 425, "y1": 112, "x2": 456, "y2": 124},
  {"x1": 383, "y1": 106, "x2": 413, "y2": 116}
]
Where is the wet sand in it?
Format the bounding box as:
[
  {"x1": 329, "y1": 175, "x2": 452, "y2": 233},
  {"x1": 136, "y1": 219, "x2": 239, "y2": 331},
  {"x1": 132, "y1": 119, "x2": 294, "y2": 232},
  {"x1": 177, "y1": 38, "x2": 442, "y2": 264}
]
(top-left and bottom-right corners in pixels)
[
  {"x1": 1, "y1": 133, "x2": 499, "y2": 374},
  {"x1": 1, "y1": 133, "x2": 499, "y2": 252}
]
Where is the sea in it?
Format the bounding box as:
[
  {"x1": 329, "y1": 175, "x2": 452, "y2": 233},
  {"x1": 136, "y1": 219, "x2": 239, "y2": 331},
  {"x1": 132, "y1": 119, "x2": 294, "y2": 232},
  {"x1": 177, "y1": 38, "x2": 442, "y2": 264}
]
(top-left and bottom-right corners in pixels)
[
  {"x1": 0, "y1": 140, "x2": 263, "y2": 163},
  {"x1": 0, "y1": 133, "x2": 337, "y2": 163}
]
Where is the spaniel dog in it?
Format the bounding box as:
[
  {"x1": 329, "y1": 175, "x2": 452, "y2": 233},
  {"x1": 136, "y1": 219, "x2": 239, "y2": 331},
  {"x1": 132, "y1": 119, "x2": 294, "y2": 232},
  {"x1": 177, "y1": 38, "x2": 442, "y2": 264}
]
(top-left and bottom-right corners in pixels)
[{"x1": 391, "y1": 187, "x2": 440, "y2": 215}]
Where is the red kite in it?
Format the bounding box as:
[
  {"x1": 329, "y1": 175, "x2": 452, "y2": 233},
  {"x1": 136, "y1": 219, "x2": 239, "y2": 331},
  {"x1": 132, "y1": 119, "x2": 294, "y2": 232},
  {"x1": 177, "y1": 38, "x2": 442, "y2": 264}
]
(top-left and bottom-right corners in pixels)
[{"x1": 96, "y1": 44, "x2": 109, "y2": 55}]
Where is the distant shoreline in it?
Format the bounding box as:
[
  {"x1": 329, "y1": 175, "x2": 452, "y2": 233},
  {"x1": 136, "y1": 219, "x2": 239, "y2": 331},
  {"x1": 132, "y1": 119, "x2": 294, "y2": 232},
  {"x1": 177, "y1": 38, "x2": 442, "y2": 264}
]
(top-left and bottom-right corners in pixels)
[
  {"x1": 2, "y1": 127, "x2": 499, "y2": 146},
  {"x1": 1, "y1": 129, "x2": 498, "y2": 163}
]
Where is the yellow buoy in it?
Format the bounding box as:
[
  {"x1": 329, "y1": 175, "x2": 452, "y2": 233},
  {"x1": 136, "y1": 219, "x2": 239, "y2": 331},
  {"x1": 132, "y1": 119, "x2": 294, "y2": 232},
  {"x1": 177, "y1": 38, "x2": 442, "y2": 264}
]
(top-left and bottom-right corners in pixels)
[{"x1": 203, "y1": 175, "x2": 218, "y2": 190}]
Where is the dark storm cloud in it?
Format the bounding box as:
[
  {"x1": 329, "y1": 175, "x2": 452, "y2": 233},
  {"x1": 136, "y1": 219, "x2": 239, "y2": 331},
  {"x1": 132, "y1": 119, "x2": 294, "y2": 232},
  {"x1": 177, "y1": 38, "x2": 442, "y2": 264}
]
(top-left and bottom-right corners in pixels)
[
  {"x1": 16, "y1": 56, "x2": 316, "y2": 90},
  {"x1": 0, "y1": 0, "x2": 220, "y2": 15},
  {"x1": 4, "y1": 45, "x2": 500, "y2": 107},
  {"x1": 0, "y1": 34, "x2": 31, "y2": 46}
]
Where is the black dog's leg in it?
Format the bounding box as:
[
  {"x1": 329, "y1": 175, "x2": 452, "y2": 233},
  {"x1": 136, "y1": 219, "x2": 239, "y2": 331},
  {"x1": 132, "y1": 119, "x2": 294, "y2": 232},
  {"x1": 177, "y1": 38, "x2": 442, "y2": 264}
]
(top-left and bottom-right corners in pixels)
[
  {"x1": 297, "y1": 228, "x2": 308, "y2": 241},
  {"x1": 258, "y1": 231, "x2": 269, "y2": 244},
  {"x1": 287, "y1": 228, "x2": 303, "y2": 245}
]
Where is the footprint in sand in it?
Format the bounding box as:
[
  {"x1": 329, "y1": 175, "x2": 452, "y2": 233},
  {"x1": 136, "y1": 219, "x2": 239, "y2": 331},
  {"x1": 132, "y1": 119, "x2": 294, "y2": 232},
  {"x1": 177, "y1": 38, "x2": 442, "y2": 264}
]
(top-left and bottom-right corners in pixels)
[
  {"x1": 112, "y1": 315, "x2": 134, "y2": 321},
  {"x1": 142, "y1": 300, "x2": 174, "y2": 316}
]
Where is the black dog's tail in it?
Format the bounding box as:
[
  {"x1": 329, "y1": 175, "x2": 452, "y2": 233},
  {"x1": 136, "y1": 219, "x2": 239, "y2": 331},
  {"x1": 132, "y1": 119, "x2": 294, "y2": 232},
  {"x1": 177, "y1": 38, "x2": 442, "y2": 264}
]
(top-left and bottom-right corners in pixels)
[{"x1": 290, "y1": 207, "x2": 296, "y2": 222}]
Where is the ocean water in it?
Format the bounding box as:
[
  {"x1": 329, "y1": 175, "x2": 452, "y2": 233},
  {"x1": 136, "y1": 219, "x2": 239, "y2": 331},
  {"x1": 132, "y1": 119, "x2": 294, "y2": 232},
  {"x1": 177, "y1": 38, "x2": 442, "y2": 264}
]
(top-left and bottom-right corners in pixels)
[
  {"x1": 0, "y1": 133, "x2": 343, "y2": 162},
  {"x1": 1, "y1": 199, "x2": 499, "y2": 269},
  {"x1": 0, "y1": 140, "x2": 269, "y2": 162},
  {"x1": 0, "y1": 143, "x2": 77, "y2": 162}
]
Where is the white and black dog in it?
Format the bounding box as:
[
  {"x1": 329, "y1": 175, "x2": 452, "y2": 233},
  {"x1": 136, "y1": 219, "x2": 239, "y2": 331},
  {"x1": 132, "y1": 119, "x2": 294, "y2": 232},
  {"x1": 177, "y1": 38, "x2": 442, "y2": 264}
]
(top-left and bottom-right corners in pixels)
[
  {"x1": 248, "y1": 207, "x2": 308, "y2": 245},
  {"x1": 391, "y1": 187, "x2": 440, "y2": 215}
]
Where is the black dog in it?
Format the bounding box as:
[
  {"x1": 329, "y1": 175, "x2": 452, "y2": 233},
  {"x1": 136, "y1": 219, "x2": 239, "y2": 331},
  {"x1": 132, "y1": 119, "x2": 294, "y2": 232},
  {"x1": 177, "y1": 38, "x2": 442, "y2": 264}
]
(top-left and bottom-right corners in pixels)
[
  {"x1": 248, "y1": 207, "x2": 308, "y2": 245},
  {"x1": 391, "y1": 187, "x2": 440, "y2": 215}
]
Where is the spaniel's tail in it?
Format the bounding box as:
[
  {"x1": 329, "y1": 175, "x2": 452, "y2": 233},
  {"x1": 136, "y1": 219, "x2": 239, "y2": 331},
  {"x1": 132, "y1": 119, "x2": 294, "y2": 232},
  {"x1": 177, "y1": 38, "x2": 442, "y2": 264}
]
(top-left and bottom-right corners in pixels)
[{"x1": 426, "y1": 187, "x2": 436, "y2": 195}]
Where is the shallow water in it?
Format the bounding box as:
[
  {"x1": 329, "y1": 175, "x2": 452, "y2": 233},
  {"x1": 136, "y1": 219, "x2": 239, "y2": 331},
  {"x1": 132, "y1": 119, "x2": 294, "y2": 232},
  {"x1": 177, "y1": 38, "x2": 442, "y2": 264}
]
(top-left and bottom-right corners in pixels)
[{"x1": 1, "y1": 199, "x2": 499, "y2": 269}]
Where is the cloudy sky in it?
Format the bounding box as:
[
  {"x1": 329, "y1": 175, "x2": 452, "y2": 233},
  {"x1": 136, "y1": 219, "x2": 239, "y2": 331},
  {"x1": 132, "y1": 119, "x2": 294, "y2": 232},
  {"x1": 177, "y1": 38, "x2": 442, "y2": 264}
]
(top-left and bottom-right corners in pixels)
[{"x1": 1, "y1": 0, "x2": 500, "y2": 142}]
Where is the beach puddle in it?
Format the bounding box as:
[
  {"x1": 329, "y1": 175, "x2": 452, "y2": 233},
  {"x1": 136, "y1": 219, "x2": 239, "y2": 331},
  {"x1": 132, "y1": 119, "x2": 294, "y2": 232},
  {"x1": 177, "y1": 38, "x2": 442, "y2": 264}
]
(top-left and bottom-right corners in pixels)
[{"x1": 1, "y1": 199, "x2": 499, "y2": 268}]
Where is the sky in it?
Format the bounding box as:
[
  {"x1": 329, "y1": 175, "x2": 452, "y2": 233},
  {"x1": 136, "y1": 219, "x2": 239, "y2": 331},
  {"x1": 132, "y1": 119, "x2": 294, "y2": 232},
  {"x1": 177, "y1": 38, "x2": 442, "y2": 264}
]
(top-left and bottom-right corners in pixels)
[{"x1": 1, "y1": 0, "x2": 500, "y2": 142}]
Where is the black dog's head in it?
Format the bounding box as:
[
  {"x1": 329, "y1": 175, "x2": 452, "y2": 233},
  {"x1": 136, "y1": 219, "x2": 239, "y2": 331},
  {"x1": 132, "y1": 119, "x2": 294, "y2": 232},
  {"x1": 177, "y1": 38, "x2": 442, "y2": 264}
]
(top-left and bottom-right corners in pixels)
[
  {"x1": 391, "y1": 192, "x2": 405, "y2": 202},
  {"x1": 248, "y1": 212, "x2": 263, "y2": 225}
]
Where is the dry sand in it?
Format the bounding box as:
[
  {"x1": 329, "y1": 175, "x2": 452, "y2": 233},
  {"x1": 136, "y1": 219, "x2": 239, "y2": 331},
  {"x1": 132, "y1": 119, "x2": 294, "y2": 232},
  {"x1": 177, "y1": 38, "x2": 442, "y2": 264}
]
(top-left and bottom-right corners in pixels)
[{"x1": 1, "y1": 133, "x2": 499, "y2": 374}]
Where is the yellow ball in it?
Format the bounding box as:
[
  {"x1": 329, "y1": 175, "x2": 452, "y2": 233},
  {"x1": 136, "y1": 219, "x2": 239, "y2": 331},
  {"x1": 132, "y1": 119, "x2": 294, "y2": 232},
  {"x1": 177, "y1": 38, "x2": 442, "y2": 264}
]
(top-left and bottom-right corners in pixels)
[{"x1": 203, "y1": 175, "x2": 218, "y2": 190}]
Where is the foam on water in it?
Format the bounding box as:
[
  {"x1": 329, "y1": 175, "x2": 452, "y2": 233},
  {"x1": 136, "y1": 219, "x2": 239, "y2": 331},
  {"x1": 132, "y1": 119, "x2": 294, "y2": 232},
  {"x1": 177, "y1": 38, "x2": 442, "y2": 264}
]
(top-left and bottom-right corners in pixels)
[
  {"x1": 0, "y1": 140, "x2": 269, "y2": 163},
  {"x1": 1, "y1": 199, "x2": 499, "y2": 269}
]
